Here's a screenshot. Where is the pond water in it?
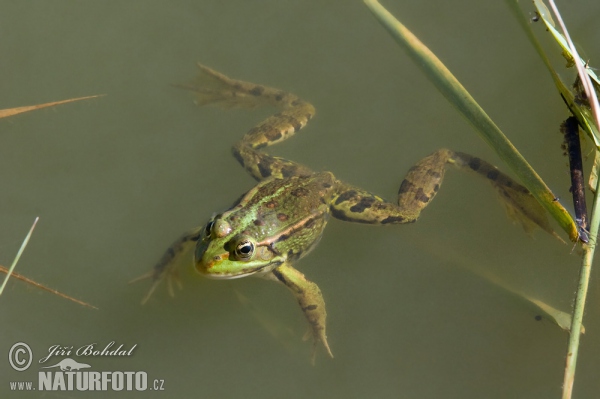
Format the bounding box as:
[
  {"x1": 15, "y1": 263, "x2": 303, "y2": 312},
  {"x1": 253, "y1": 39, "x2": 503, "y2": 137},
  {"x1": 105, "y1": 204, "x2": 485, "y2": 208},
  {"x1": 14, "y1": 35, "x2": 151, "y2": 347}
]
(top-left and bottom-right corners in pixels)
[{"x1": 1, "y1": 1, "x2": 600, "y2": 398}]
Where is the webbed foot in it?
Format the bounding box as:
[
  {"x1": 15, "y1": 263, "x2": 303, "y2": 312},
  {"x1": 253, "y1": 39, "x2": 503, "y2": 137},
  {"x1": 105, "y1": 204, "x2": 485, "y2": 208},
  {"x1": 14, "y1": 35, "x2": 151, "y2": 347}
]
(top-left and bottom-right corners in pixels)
[{"x1": 130, "y1": 228, "x2": 201, "y2": 304}]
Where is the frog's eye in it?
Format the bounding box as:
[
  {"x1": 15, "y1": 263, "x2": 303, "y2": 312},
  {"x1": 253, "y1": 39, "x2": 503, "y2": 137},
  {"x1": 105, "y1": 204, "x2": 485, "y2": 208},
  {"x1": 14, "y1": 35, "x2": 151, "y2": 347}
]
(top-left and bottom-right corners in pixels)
[
  {"x1": 235, "y1": 239, "x2": 254, "y2": 260},
  {"x1": 204, "y1": 220, "x2": 214, "y2": 237}
]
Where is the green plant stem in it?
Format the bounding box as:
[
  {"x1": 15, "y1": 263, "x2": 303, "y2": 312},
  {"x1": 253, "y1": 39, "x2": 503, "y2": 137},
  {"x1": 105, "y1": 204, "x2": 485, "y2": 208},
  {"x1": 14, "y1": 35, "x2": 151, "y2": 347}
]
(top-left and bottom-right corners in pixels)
[
  {"x1": 540, "y1": 1, "x2": 600, "y2": 397},
  {"x1": 563, "y1": 169, "x2": 599, "y2": 398}
]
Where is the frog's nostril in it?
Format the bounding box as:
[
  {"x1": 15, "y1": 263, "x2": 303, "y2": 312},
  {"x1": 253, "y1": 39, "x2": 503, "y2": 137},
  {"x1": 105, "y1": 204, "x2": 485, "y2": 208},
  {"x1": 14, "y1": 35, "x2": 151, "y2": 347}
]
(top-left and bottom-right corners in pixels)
[{"x1": 199, "y1": 252, "x2": 229, "y2": 273}]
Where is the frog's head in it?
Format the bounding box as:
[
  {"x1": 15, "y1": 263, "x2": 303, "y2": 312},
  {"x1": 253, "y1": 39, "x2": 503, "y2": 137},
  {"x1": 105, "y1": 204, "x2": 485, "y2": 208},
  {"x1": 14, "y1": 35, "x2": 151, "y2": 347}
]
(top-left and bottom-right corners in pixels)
[{"x1": 194, "y1": 216, "x2": 284, "y2": 279}]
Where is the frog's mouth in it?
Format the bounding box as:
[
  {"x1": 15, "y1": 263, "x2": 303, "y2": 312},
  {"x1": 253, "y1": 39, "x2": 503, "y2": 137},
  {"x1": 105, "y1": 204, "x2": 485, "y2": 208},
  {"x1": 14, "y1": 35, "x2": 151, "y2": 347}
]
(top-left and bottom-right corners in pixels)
[
  {"x1": 202, "y1": 271, "x2": 255, "y2": 280},
  {"x1": 196, "y1": 252, "x2": 280, "y2": 279}
]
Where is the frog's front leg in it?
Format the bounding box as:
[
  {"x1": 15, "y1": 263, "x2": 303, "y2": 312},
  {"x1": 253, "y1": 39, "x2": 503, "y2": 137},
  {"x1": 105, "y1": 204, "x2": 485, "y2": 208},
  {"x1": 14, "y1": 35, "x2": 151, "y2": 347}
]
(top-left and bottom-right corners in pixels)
[
  {"x1": 331, "y1": 148, "x2": 558, "y2": 237},
  {"x1": 263, "y1": 262, "x2": 333, "y2": 362},
  {"x1": 132, "y1": 227, "x2": 202, "y2": 304}
]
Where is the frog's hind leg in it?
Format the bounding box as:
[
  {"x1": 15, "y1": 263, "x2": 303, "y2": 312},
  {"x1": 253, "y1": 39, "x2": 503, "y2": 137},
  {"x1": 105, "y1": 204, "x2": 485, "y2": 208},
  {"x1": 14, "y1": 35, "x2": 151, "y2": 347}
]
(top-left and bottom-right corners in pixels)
[
  {"x1": 180, "y1": 63, "x2": 315, "y2": 180},
  {"x1": 331, "y1": 149, "x2": 558, "y2": 238},
  {"x1": 232, "y1": 144, "x2": 313, "y2": 181}
]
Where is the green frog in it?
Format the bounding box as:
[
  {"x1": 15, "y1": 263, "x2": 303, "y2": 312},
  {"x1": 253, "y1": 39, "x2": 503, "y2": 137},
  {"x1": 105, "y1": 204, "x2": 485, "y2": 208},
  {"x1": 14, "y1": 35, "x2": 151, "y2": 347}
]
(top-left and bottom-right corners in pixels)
[{"x1": 137, "y1": 63, "x2": 556, "y2": 361}]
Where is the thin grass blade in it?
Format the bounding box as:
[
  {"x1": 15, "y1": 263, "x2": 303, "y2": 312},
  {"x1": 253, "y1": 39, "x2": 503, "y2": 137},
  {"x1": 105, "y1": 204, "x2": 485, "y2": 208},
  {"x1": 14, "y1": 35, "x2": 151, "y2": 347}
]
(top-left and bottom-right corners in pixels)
[
  {"x1": 0, "y1": 265, "x2": 97, "y2": 309},
  {"x1": 0, "y1": 217, "x2": 39, "y2": 295},
  {"x1": 0, "y1": 95, "x2": 103, "y2": 119}
]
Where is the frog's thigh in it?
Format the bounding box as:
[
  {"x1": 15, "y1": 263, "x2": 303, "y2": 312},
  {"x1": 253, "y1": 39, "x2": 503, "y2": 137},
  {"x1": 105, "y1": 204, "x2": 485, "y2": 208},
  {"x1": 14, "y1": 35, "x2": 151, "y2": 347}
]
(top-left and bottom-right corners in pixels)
[
  {"x1": 329, "y1": 149, "x2": 452, "y2": 224},
  {"x1": 330, "y1": 148, "x2": 555, "y2": 236},
  {"x1": 265, "y1": 262, "x2": 333, "y2": 359}
]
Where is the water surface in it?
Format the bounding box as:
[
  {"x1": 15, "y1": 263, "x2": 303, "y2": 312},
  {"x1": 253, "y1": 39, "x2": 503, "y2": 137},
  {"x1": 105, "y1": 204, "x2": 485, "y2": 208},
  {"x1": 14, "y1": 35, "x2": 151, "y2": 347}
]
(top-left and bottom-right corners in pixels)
[{"x1": 1, "y1": 1, "x2": 600, "y2": 398}]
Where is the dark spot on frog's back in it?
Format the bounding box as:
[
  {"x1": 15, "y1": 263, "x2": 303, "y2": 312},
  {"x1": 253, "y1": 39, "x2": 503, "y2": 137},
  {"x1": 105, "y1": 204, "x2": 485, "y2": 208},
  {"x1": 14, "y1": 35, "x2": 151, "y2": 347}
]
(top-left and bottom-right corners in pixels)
[
  {"x1": 281, "y1": 165, "x2": 299, "y2": 178},
  {"x1": 291, "y1": 187, "x2": 310, "y2": 197},
  {"x1": 253, "y1": 219, "x2": 265, "y2": 226},
  {"x1": 277, "y1": 213, "x2": 288, "y2": 221},
  {"x1": 266, "y1": 200, "x2": 277, "y2": 209}
]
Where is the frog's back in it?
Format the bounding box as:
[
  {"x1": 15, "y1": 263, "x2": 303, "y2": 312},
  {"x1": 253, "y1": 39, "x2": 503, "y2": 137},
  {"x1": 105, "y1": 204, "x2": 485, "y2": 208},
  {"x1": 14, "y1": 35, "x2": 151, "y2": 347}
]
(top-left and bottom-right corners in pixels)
[{"x1": 223, "y1": 172, "x2": 336, "y2": 259}]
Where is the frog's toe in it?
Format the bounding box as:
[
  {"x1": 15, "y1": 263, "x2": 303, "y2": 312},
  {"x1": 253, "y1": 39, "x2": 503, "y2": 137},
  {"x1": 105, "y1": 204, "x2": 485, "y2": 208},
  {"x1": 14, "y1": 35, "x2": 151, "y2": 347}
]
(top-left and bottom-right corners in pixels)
[
  {"x1": 140, "y1": 279, "x2": 162, "y2": 305},
  {"x1": 303, "y1": 327, "x2": 334, "y2": 363},
  {"x1": 129, "y1": 264, "x2": 181, "y2": 304},
  {"x1": 322, "y1": 337, "x2": 334, "y2": 359},
  {"x1": 165, "y1": 271, "x2": 183, "y2": 298},
  {"x1": 129, "y1": 269, "x2": 154, "y2": 285}
]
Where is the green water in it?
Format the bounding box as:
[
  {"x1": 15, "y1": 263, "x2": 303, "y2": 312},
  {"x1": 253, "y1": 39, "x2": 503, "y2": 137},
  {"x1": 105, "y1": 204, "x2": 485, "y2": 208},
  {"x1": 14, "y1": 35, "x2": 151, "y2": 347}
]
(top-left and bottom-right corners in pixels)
[{"x1": 1, "y1": 1, "x2": 600, "y2": 398}]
